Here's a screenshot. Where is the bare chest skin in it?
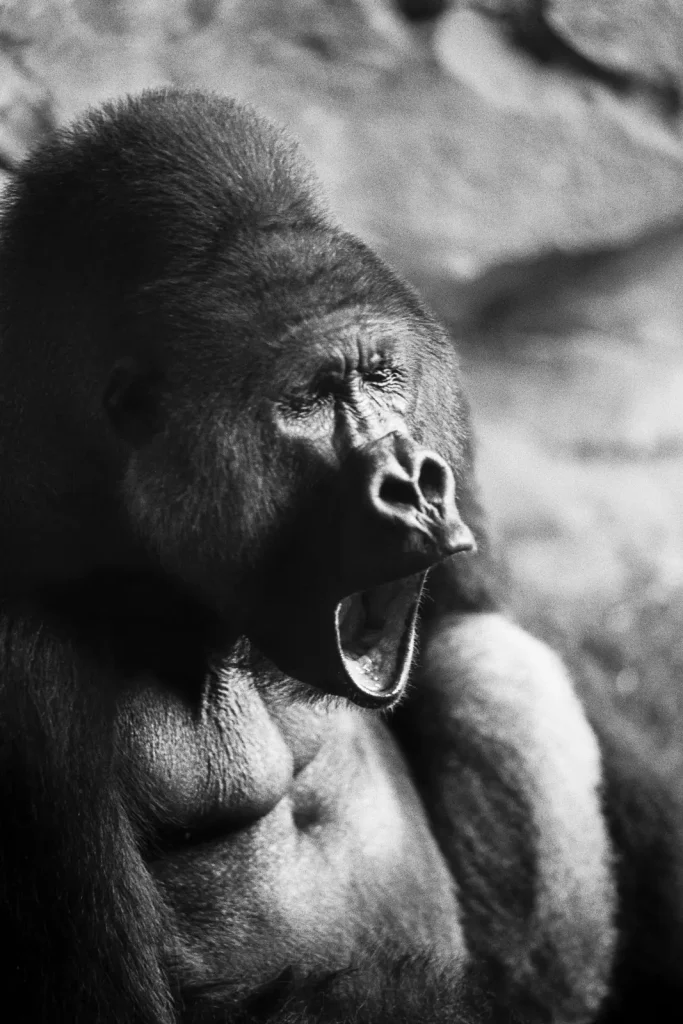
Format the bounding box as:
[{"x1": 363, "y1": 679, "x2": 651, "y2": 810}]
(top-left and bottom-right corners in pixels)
[{"x1": 117, "y1": 667, "x2": 465, "y2": 1007}]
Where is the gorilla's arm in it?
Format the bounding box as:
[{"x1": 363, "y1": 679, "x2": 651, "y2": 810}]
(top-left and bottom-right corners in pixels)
[
  {"x1": 392, "y1": 600, "x2": 617, "y2": 1023},
  {"x1": 0, "y1": 610, "x2": 174, "y2": 1024}
]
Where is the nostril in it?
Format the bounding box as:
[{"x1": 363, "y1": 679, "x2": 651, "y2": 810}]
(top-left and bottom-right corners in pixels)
[
  {"x1": 417, "y1": 457, "x2": 447, "y2": 505},
  {"x1": 379, "y1": 474, "x2": 419, "y2": 510}
]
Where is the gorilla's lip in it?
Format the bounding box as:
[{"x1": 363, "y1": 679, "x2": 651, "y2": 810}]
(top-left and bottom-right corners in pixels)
[{"x1": 332, "y1": 573, "x2": 425, "y2": 709}]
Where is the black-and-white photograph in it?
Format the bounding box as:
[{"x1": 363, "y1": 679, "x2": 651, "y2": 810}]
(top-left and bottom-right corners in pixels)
[{"x1": 1, "y1": 2, "x2": 682, "y2": 1021}]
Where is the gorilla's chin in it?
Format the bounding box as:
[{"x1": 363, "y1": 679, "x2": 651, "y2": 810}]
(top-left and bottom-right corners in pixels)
[{"x1": 247, "y1": 574, "x2": 426, "y2": 709}]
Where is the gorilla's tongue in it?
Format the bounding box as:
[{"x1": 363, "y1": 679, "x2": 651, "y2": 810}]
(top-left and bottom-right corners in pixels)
[{"x1": 248, "y1": 574, "x2": 425, "y2": 709}]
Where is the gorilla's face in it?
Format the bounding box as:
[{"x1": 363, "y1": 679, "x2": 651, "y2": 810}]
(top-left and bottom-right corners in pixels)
[{"x1": 106, "y1": 232, "x2": 474, "y2": 708}]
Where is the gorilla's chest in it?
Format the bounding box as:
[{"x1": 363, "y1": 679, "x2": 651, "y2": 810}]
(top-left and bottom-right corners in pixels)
[{"x1": 117, "y1": 671, "x2": 464, "y2": 1004}]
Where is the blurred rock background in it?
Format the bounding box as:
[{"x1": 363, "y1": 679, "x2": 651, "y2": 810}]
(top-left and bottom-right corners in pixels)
[{"x1": 2, "y1": 0, "x2": 683, "y2": 768}]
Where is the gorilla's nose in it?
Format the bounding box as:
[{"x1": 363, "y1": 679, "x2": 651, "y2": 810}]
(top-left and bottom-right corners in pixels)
[{"x1": 366, "y1": 432, "x2": 476, "y2": 560}]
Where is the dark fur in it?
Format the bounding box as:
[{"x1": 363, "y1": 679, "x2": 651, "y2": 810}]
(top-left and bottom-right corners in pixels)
[
  {"x1": 0, "y1": 89, "x2": 680, "y2": 1023},
  {"x1": 588, "y1": 724, "x2": 683, "y2": 1024}
]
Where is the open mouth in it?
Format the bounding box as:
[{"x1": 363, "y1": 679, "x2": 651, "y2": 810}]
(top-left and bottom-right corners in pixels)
[
  {"x1": 247, "y1": 573, "x2": 426, "y2": 710},
  {"x1": 333, "y1": 573, "x2": 425, "y2": 708}
]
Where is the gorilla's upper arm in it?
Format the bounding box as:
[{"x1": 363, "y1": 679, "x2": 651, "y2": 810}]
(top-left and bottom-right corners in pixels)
[{"x1": 393, "y1": 610, "x2": 617, "y2": 1022}]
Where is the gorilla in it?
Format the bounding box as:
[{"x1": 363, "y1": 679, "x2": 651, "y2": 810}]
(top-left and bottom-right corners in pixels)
[{"x1": 0, "y1": 88, "x2": 680, "y2": 1023}]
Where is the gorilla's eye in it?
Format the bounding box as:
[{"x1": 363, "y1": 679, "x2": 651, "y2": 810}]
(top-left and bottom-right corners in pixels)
[
  {"x1": 278, "y1": 389, "x2": 330, "y2": 419},
  {"x1": 277, "y1": 362, "x2": 405, "y2": 423},
  {"x1": 289, "y1": 394, "x2": 320, "y2": 415}
]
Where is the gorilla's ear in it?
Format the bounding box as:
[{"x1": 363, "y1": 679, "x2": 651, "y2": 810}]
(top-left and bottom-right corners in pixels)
[{"x1": 103, "y1": 359, "x2": 163, "y2": 446}]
